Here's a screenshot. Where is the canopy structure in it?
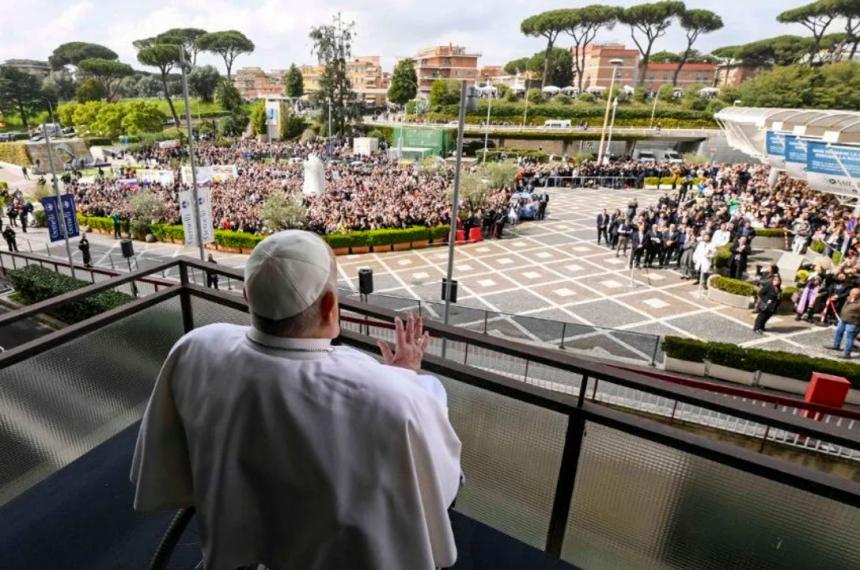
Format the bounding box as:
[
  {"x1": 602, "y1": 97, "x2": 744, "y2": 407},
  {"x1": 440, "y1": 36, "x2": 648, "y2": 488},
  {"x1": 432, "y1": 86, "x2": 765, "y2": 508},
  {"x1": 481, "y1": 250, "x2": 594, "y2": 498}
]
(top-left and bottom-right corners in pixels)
[
  {"x1": 715, "y1": 106, "x2": 860, "y2": 199},
  {"x1": 542, "y1": 85, "x2": 560, "y2": 94},
  {"x1": 561, "y1": 86, "x2": 579, "y2": 95}
]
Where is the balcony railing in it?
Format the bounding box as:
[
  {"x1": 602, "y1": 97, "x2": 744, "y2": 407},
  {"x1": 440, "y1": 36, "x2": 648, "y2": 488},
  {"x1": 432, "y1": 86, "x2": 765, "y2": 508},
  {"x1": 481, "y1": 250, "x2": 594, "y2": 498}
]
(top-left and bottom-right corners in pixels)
[{"x1": 0, "y1": 258, "x2": 857, "y2": 569}]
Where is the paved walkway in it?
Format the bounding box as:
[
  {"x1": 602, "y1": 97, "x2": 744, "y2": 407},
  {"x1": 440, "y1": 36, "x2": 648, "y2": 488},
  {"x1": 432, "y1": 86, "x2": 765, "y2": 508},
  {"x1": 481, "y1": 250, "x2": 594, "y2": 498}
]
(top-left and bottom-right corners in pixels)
[{"x1": 12, "y1": 186, "x2": 840, "y2": 361}]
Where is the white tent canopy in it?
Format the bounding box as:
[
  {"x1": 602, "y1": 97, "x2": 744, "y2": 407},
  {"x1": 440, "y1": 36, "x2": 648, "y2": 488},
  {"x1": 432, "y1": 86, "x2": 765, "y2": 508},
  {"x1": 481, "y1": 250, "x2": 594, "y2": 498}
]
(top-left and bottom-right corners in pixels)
[
  {"x1": 560, "y1": 86, "x2": 579, "y2": 95},
  {"x1": 542, "y1": 85, "x2": 560, "y2": 94},
  {"x1": 586, "y1": 85, "x2": 607, "y2": 94}
]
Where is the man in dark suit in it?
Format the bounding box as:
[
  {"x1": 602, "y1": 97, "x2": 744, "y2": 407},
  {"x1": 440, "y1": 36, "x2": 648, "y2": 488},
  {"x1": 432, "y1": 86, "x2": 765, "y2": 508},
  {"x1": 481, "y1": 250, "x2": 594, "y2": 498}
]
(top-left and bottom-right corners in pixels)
[
  {"x1": 644, "y1": 225, "x2": 663, "y2": 268},
  {"x1": 660, "y1": 224, "x2": 680, "y2": 267},
  {"x1": 630, "y1": 226, "x2": 647, "y2": 269},
  {"x1": 596, "y1": 209, "x2": 609, "y2": 245},
  {"x1": 729, "y1": 236, "x2": 752, "y2": 279},
  {"x1": 616, "y1": 218, "x2": 632, "y2": 257}
]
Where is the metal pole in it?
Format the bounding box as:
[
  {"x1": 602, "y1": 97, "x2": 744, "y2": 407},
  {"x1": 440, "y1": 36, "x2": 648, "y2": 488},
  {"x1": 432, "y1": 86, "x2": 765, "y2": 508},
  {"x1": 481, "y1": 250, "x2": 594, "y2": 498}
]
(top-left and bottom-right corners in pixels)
[
  {"x1": 179, "y1": 48, "x2": 206, "y2": 261},
  {"x1": 597, "y1": 65, "x2": 619, "y2": 164},
  {"x1": 398, "y1": 104, "x2": 405, "y2": 159},
  {"x1": 42, "y1": 123, "x2": 77, "y2": 279},
  {"x1": 482, "y1": 81, "x2": 493, "y2": 164},
  {"x1": 443, "y1": 81, "x2": 468, "y2": 328},
  {"x1": 522, "y1": 88, "x2": 530, "y2": 127},
  {"x1": 649, "y1": 89, "x2": 659, "y2": 129},
  {"x1": 605, "y1": 98, "x2": 618, "y2": 165}
]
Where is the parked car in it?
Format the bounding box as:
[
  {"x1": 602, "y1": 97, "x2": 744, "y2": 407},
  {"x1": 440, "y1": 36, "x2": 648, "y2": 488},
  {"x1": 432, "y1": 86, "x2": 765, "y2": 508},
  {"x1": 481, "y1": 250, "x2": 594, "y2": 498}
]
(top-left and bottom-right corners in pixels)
[
  {"x1": 663, "y1": 150, "x2": 684, "y2": 163},
  {"x1": 635, "y1": 150, "x2": 657, "y2": 162}
]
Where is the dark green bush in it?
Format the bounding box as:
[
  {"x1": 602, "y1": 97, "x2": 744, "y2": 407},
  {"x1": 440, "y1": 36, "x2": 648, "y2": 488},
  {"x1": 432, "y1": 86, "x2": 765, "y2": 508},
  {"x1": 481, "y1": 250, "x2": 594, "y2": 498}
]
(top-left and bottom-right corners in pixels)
[
  {"x1": 83, "y1": 136, "x2": 112, "y2": 146},
  {"x1": 214, "y1": 230, "x2": 265, "y2": 250},
  {"x1": 322, "y1": 233, "x2": 352, "y2": 249},
  {"x1": 431, "y1": 225, "x2": 451, "y2": 241},
  {"x1": 713, "y1": 245, "x2": 732, "y2": 271},
  {"x1": 662, "y1": 336, "x2": 860, "y2": 387},
  {"x1": 8, "y1": 265, "x2": 133, "y2": 323},
  {"x1": 710, "y1": 275, "x2": 758, "y2": 297},
  {"x1": 34, "y1": 209, "x2": 46, "y2": 227},
  {"x1": 809, "y1": 240, "x2": 826, "y2": 254}
]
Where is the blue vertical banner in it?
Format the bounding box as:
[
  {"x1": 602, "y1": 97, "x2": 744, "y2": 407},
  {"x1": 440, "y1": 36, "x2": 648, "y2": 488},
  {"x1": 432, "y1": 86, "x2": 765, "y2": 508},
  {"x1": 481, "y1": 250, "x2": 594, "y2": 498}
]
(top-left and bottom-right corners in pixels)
[
  {"x1": 764, "y1": 130, "x2": 786, "y2": 168},
  {"x1": 40, "y1": 195, "x2": 80, "y2": 242},
  {"x1": 783, "y1": 135, "x2": 808, "y2": 179}
]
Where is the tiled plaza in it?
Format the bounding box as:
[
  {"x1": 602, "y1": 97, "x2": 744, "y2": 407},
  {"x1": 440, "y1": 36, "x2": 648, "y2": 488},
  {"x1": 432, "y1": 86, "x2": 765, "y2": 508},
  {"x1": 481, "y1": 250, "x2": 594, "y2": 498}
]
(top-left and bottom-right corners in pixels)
[{"x1": 336, "y1": 187, "x2": 834, "y2": 359}]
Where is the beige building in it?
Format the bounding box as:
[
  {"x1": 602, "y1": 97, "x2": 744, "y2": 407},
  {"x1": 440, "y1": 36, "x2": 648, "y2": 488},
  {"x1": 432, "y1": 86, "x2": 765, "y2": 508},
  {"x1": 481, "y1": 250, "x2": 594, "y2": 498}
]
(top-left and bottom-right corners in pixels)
[
  {"x1": 714, "y1": 63, "x2": 766, "y2": 87},
  {"x1": 233, "y1": 67, "x2": 287, "y2": 99},
  {"x1": 299, "y1": 64, "x2": 324, "y2": 93},
  {"x1": 578, "y1": 43, "x2": 640, "y2": 90},
  {"x1": 478, "y1": 65, "x2": 504, "y2": 84},
  {"x1": 413, "y1": 44, "x2": 480, "y2": 93},
  {"x1": 301, "y1": 57, "x2": 387, "y2": 105}
]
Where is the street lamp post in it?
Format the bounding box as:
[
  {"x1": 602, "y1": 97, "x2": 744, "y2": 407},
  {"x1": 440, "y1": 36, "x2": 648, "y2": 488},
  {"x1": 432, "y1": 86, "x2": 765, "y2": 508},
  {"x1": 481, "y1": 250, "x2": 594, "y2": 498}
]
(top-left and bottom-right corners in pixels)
[
  {"x1": 482, "y1": 80, "x2": 494, "y2": 164},
  {"x1": 649, "y1": 89, "x2": 659, "y2": 129},
  {"x1": 597, "y1": 59, "x2": 623, "y2": 164},
  {"x1": 179, "y1": 47, "x2": 206, "y2": 261},
  {"x1": 605, "y1": 98, "x2": 619, "y2": 166}
]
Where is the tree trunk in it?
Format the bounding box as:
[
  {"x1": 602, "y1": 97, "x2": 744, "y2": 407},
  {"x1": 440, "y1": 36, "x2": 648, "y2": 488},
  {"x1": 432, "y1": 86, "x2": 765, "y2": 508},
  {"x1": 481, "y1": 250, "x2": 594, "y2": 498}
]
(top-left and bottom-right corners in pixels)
[
  {"x1": 18, "y1": 101, "x2": 29, "y2": 130},
  {"x1": 672, "y1": 48, "x2": 691, "y2": 87},
  {"x1": 225, "y1": 59, "x2": 233, "y2": 82},
  {"x1": 850, "y1": 40, "x2": 859, "y2": 61},
  {"x1": 161, "y1": 76, "x2": 180, "y2": 127},
  {"x1": 541, "y1": 41, "x2": 554, "y2": 88},
  {"x1": 638, "y1": 51, "x2": 651, "y2": 87}
]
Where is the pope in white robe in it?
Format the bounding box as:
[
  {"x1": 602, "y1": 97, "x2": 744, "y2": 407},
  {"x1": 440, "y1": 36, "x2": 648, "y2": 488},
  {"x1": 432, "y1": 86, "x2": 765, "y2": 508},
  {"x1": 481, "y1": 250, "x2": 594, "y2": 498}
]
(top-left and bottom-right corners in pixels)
[{"x1": 131, "y1": 231, "x2": 463, "y2": 570}]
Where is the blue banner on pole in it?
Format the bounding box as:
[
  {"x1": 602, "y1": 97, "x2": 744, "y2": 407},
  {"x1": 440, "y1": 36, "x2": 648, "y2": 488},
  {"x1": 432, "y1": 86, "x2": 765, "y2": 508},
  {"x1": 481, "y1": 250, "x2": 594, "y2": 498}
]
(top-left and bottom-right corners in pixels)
[
  {"x1": 41, "y1": 195, "x2": 80, "y2": 242},
  {"x1": 805, "y1": 141, "x2": 860, "y2": 197},
  {"x1": 782, "y1": 135, "x2": 808, "y2": 179},
  {"x1": 765, "y1": 131, "x2": 786, "y2": 157}
]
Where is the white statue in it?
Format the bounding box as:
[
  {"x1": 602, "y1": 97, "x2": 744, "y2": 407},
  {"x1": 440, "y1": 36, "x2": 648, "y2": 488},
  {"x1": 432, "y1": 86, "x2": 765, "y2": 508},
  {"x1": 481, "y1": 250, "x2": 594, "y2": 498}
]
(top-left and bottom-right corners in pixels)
[{"x1": 303, "y1": 154, "x2": 325, "y2": 197}]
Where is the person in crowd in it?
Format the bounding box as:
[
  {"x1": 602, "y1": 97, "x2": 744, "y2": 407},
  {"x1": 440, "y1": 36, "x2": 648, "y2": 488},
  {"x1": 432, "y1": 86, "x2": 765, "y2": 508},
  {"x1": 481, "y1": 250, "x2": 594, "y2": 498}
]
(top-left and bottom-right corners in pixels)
[
  {"x1": 616, "y1": 217, "x2": 632, "y2": 258},
  {"x1": 21, "y1": 166, "x2": 29, "y2": 181},
  {"x1": 754, "y1": 275, "x2": 782, "y2": 334},
  {"x1": 729, "y1": 236, "x2": 751, "y2": 279},
  {"x1": 692, "y1": 233, "x2": 715, "y2": 288},
  {"x1": 111, "y1": 210, "x2": 123, "y2": 239},
  {"x1": 660, "y1": 224, "x2": 680, "y2": 267},
  {"x1": 206, "y1": 253, "x2": 219, "y2": 289},
  {"x1": 596, "y1": 209, "x2": 609, "y2": 245},
  {"x1": 791, "y1": 213, "x2": 811, "y2": 254},
  {"x1": 644, "y1": 224, "x2": 663, "y2": 268},
  {"x1": 3, "y1": 226, "x2": 17, "y2": 252},
  {"x1": 6, "y1": 203, "x2": 17, "y2": 227},
  {"x1": 794, "y1": 276, "x2": 823, "y2": 322},
  {"x1": 131, "y1": 231, "x2": 462, "y2": 570},
  {"x1": 826, "y1": 287, "x2": 860, "y2": 359},
  {"x1": 19, "y1": 204, "x2": 29, "y2": 233},
  {"x1": 78, "y1": 235, "x2": 92, "y2": 268},
  {"x1": 758, "y1": 264, "x2": 779, "y2": 288},
  {"x1": 630, "y1": 225, "x2": 647, "y2": 269}
]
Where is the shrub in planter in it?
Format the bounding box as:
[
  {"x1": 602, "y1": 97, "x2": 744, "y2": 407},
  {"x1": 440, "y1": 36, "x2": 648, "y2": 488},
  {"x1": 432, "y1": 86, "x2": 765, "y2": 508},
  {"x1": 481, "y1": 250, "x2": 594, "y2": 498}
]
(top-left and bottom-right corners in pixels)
[
  {"x1": 809, "y1": 240, "x2": 826, "y2": 254},
  {"x1": 713, "y1": 246, "x2": 733, "y2": 272},
  {"x1": 214, "y1": 230, "x2": 265, "y2": 251},
  {"x1": 430, "y1": 225, "x2": 451, "y2": 242},
  {"x1": 322, "y1": 233, "x2": 352, "y2": 250},
  {"x1": 710, "y1": 275, "x2": 757, "y2": 297},
  {"x1": 754, "y1": 227, "x2": 787, "y2": 238},
  {"x1": 34, "y1": 209, "x2": 46, "y2": 227},
  {"x1": 661, "y1": 337, "x2": 708, "y2": 363},
  {"x1": 7, "y1": 265, "x2": 133, "y2": 323}
]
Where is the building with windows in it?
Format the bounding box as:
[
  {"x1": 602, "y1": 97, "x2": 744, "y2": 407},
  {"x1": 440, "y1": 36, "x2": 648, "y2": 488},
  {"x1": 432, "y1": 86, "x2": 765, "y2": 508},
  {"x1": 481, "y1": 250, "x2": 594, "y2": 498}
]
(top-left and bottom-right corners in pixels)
[
  {"x1": 413, "y1": 44, "x2": 480, "y2": 94},
  {"x1": 3, "y1": 59, "x2": 51, "y2": 79},
  {"x1": 640, "y1": 62, "x2": 717, "y2": 92},
  {"x1": 300, "y1": 58, "x2": 388, "y2": 106},
  {"x1": 714, "y1": 62, "x2": 766, "y2": 88},
  {"x1": 478, "y1": 65, "x2": 504, "y2": 84},
  {"x1": 233, "y1": 67, "x2": 287, "y2": 99},
  {"x1": 578, "y1": 43, "x2": 640, "y2": 91}
]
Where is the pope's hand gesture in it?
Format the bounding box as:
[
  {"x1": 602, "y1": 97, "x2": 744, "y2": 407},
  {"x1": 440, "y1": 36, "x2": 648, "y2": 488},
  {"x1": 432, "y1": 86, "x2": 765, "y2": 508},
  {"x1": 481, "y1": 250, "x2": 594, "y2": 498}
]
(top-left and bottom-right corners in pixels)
[{"x1": 378, "y1": 313, "x2": 431, "y2": 371}]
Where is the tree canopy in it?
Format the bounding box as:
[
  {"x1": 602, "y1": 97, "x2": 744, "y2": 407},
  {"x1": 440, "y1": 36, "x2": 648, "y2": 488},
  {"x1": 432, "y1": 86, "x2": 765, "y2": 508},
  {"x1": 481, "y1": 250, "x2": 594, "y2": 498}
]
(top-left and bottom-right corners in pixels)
[
  {"x1": 0, "y1": 66, "x2": 53, "y2": 130},
  {"x1": 284, "y1": 64, "x2": 304, "y2": 98},
  {"x1": 674, "y1": 8, "x2": 723, "y2": 85},
  {"x1": 388, "y1": 59, "x2": 418, "y2": 106},
  {"x1": 216, "y1": 80, "x2": 243, "y2": 114},
  {"x1": 713, "y1": 35, "x2": 814, "y2": 66},
  {"x1": 188, "y1": 65, "x2": 221, "y2": 103},
  {"x1": 777, "y1": 1, "x2": 840, "y2": 60},
  {"x1": 562, "y1": 5, "x2": 622, "y2": 93},
  {"x1": 620, "y1": 1, "x2": 686, "y2": 86},
  {"x1": 730, "y1": 61, "x2": 860, "y2": 110},
  {"x1": 155, "y1": 28, "x2": 208, "y2": 65},
  {"x1": 505, "y1": 48, "x2": 573, "y2": 88},
  {"x1": 77, "y1": 58, "x2": 133, "y2": 101},
  {"x1": 520, "y1": 9, "x2": 569, "y2": 88},
  {"x1": 136, "y1": 43, "x2": 181, "y2": 126},
  {"x1": 49, "y1": 42, "x2": 117, "y2": 71},
  {"x1": 309, "y1": 14, "x2": 359, "y2": 137},
  {"x1": 197, "y1": 30, "x2": 255, "y2": 80}
]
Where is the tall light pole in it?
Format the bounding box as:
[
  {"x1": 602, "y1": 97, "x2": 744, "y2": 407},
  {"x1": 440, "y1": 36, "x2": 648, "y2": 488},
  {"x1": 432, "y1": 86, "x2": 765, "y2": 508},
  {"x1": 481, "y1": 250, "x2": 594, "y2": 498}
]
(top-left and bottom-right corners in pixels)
[
  {"x1": 597, "y1": 58, "x2": 623, "y2": 164},
  {"x1": 649, "y1": 88, "x2": 659, "y2": 129},
  {"x1": 42, "y1": 122, "x2": 76, "y2": 279},
  {"x1": 179, "y1": 47, "x2": 206, "y2": 261},
  {"x1": 482, "y1": 80, "x2": 494, "y2": 164},
  {"x1": 605, "y1": 98, "x2": 618, "y2": 165}
]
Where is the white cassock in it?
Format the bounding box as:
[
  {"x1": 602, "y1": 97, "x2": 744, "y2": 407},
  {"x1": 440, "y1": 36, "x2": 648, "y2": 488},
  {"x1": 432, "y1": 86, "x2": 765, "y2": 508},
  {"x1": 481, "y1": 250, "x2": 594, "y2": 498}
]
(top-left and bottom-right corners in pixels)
[
  {"x1": 693, "y1": 241, "x2": 715, "y2": 274},
  {"x1": 131, "y1": 323, "x2": 462, "y2": 570},
  {"x1": 711, "y1": 230, "x2": 730, "y2": 248}
]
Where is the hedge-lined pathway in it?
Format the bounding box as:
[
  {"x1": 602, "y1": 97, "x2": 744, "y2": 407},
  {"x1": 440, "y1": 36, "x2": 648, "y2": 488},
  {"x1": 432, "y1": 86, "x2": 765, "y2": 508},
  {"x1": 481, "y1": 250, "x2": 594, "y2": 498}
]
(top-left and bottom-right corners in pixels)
[{"x1": 21, "y1": 186, "x2": 842, "y2": 362}]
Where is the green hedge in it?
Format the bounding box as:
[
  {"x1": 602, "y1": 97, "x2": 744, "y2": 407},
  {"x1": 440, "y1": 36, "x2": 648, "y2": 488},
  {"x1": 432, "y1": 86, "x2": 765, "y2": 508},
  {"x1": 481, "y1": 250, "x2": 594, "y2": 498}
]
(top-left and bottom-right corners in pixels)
[
  {"x1": 77, "y1": 214, "x2": 449, "y2": 251},
  {"x1": 7, "y1": 265, "x2": 133, "y2": 323},
  {"x1": 713, "y1": 245, "x2": 732, "y2": 270},
  {"x1": 663, "y1": 336, "x2": 860, "y2": 387},
  {"x1": 0, "y1": 181, "x2": 7, "y2": 189},
  {"x1": 710, "y1": 275, "x2": 757, "y2": 297},
  {"x1": 644, "y1": 176, "x2": 707, "y2": 187},
  {"x1": 753, "y1": 228, "x2": 787, "y2": 238}
]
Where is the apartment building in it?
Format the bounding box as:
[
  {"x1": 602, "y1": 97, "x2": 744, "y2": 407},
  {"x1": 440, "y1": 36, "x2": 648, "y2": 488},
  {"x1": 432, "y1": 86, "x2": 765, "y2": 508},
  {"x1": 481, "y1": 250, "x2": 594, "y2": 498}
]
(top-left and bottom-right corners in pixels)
[
  {"x1": 413, "y1": 44, "x2": 480, "y2": 93},
  {"x1": 3, "y1": 59, "x2": 51, "y2": 79},
  {"x1": 578, "y1": 43, "x2": 640, "y2": 90},
  {"x1": 233, "y1": 67, "x2": 287, "y2": 99}
]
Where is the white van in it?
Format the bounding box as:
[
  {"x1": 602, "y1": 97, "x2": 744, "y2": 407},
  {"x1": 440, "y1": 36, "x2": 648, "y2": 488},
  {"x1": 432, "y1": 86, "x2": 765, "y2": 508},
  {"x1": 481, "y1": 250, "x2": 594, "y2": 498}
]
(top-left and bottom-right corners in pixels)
[
  {"x1": 543, "y1": 119, "x2": 572, "y2": 129},
  {"x1": 663, "y1": 150, "x2": 684, "y2": 163},
  {"x1": 635, "y1": 150, "x2": 657, "y2": 163}
]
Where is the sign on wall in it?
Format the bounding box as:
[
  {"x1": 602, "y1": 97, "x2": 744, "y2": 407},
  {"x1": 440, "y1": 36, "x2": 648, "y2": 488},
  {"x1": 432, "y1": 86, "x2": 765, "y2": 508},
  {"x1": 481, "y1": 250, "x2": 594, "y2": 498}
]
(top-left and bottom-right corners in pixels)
[
  {"x1": 805, "y1": 141, "x2": 860, "y2": 198},
  {"x1": 764, "y1": 130, "x2": 787, "y2": 169}
]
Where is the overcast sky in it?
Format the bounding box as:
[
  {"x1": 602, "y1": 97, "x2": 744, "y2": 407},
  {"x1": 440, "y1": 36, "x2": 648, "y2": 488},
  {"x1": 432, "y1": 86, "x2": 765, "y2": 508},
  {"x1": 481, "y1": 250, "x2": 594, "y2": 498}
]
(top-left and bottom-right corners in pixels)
[{"x1": 1, "y1": 0, "x2": 812, "y2": 73}]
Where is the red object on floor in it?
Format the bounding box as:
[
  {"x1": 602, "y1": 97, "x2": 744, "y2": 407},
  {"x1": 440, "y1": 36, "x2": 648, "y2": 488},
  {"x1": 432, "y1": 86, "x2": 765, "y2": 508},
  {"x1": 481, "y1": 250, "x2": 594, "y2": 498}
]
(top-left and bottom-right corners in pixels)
[
  {"x1": 802, "y1": 372, "x2": 850, "y2": 420},
  {"x1": 455, "y1": 229, "x2": 466, "y2": 243},
  {"x1": 468, "y1": 227, "x2": 483, "y2": 242}
]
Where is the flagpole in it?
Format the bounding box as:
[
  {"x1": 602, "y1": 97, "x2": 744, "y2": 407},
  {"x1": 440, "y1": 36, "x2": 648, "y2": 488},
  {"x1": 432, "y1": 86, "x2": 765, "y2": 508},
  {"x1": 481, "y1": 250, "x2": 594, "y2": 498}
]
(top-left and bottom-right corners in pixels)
[{"x1": 179, "y1": 47, "x2": 206, "y2": 260}]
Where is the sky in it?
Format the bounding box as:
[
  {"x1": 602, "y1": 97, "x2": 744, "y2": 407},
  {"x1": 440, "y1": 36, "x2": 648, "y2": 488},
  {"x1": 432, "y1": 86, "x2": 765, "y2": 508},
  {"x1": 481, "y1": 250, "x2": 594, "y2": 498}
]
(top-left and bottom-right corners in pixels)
[{"x1": 0, "y1": 0, "x2": 812, "y2": 74}]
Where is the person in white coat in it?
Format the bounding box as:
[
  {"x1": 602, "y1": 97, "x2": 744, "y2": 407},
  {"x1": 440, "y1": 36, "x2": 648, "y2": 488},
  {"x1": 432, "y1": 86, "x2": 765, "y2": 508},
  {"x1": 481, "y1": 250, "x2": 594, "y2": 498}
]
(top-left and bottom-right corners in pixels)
[
  {"x1": 692, "y1": 233, "x2": 716, "y2": 288},
  {"x1": 131, "y1": 230, "x2": 462, "y2": 570}
]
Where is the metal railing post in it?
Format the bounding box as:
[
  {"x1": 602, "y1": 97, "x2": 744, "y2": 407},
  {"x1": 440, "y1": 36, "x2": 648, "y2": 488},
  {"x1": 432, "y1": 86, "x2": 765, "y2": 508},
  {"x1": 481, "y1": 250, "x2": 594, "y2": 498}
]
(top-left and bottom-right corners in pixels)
[
  {"x1": 108, "y1": 254, "x2": 115, "y2": 270},
  {"x1": 179, "y1": 263, "x2": 194, "y2": 333},
  {"x1": 483, "y1": 311, "x2": 489, "y2": 334},
  {"x1": 577, "y1": 375, "x2": 589, "y2": 408},
  {"x1": 559, "y1": 322, "x2": 567, "y2": 349},
  {"x1": 546, "y1": 412, "x2": 586, "y2": 558},
  {"x1": 650, "y1": 337, "x2": 660, "y2": 367}
]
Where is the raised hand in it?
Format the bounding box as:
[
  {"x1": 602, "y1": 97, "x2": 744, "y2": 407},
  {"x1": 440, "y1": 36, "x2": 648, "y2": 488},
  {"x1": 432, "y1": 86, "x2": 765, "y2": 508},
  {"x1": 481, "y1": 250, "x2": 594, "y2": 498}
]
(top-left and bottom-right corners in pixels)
[{"x1": 378, "y1": 312, "x2": 431, "y2": 371}]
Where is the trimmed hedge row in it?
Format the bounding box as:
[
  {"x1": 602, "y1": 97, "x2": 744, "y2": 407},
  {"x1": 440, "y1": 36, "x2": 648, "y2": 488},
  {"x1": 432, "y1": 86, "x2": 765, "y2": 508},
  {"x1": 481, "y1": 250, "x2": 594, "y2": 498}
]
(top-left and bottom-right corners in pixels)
[
  {"x1": 0, "y1": 142, "x2": 31, "y2": 166},
  {"x1": 663, "y1": 336, "x2": 860, "y2": 388},
  {"x1": 754, "y1": 228, "x2": 787, "y2": 238},
  {"x1": 710, "y1": 275, "x2": 757, "y2": 297},
  {"x1": 643, "y1": 176, "x2": 708, "y2": 187},
  {"x1": 7, "y1": 265, "x2": 133, "y2": 323},
  {"x1": 77, "y1": 214, "x2": 450, "y2": 252}
]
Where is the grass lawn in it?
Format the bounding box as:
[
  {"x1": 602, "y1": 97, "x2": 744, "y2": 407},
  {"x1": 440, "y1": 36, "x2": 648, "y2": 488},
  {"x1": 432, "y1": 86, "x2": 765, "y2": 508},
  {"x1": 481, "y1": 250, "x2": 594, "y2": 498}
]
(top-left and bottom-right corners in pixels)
[{"x1": 122, "y1": 97, "x2": 226, "y2": 116}]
